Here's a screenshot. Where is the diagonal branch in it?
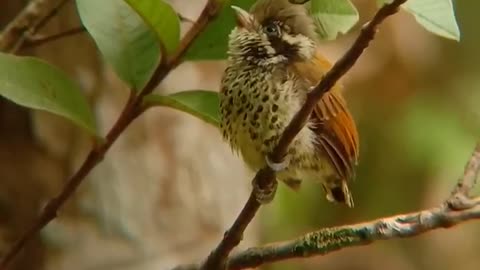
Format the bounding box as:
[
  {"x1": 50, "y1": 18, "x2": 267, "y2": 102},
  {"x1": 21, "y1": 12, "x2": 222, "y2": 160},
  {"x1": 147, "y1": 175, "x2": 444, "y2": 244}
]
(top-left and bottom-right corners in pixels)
[
  {"x1": 198, "y1": 0, "x2": 408, "y2": 269},
  {"x1": 226, "y1": 143, "x2": 480, "y2": 269},
  {"x1": 0, "y1": 0, "x2": 223, "y2": 269},
  {"x1": 174, "y1": 142, "x2": 480, "y2": 270},
  {"x1": 228, "y1": 199, "x2": 480, "y2": 269}
]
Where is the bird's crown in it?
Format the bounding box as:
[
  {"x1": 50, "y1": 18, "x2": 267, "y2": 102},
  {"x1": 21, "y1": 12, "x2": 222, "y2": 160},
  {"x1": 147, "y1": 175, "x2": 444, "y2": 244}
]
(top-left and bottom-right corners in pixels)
[{"x1": 227, "y1": 0, "x2": 317, "y2": 65}]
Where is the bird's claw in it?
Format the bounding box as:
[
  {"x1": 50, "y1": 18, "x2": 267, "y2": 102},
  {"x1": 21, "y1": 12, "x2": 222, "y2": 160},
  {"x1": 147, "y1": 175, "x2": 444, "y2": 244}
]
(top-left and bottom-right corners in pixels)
[
  {"x1": 252, "y1": 177, "x2": 278, "y2": 204},
  {"x1": 265, "y1": 155, "x2": 289, "y2": 172}
]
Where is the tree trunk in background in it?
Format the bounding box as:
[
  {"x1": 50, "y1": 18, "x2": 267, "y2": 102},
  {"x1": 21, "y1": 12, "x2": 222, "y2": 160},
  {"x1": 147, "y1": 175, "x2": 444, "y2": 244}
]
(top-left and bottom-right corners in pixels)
[{"x1": 0, "y1": 1, "x2": 257, "y2": 270}]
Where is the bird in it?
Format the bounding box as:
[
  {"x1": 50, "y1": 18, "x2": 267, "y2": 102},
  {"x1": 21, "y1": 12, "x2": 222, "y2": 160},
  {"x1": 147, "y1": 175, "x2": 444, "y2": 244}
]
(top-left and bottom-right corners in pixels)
[{"x1": 219, "y1": 0, "x2": 359, "y2": 207}]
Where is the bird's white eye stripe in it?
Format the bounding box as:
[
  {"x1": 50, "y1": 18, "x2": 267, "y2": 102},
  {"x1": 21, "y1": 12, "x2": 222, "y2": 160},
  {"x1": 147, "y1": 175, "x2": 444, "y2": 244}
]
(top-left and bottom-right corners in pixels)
[
  {"x1": 281, "y1": 33, "x2": 315, "y2": 59},
  {"x1": 281, "y1": 33, "x2": 305, "y2": 46},
  {"x1": 265, "y1": 45, "x2": 276, "y2": 55}
]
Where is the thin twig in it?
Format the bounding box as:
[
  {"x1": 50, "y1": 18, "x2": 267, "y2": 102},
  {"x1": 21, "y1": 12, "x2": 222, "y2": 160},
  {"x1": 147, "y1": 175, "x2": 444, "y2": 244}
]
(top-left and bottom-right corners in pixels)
[
  {"x1": 23, "y1": 26, "x2": 86, "y2": 48},
  {"x1": 197, "y1": 1, "x2": 408, "y2": 269},
  {"x1": 0, "y1": 1, "x2": 223, "y2": 269},
  {"x1": 447, "y1": 142, "x2": 480, "y2": 210},
  {"x1": 0, "y1": 0, "x2": 69, "y2": 53},
  {"x1": 452, "y1": 142, "x2": 480, "y2": 196}
]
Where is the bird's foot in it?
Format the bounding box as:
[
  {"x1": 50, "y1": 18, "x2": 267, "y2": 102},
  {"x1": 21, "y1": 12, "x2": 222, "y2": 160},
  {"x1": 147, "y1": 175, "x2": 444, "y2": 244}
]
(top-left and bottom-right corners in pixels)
[
  {"x1": 252, "y1": 155, "x2": 288, "y2": 204},
  {"x1": 252, "y1": 175, "x2": 278, "y2": 204},
  {"x1": 265, "y1": 155, "x2": 290, "y2": 172}
]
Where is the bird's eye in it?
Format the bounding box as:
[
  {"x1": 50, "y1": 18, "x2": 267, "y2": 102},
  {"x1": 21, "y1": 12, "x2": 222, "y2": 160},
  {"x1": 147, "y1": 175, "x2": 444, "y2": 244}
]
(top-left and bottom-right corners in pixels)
[{"x1": 264, "y1": 23, "x2": 280, "y2": 37}]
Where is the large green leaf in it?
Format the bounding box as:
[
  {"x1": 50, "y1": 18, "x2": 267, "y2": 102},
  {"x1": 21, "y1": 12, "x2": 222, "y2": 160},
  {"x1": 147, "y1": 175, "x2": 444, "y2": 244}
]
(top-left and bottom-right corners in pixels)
[
  {"x1": 124, "y1": 0, "x2": 180, "y2": 54},
  {"x1": 144, "y1": 90, "x2": 220, "y2": 126},
  {"x1": 378, "y1": 0, "x2": 460, "y2": 41},
  {"x1": 0, "y1": 53, "x2": 96, "y2": 135},
  {"x1": 309, "y1": 0, "x2": 359, "y2": 40},
  {"x1": 404, "y1": 0, "x2": 460, "y2": 41},
  {"x1": 76, "y1": 0, "x2": 160, "y2": 91},
  {"x1": 185, "y1": 0, "x2": 256, "y2": 60}
]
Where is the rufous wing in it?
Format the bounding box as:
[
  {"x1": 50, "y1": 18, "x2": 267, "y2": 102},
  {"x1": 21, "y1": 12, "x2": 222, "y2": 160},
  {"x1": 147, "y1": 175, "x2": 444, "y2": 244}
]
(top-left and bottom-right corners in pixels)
[{"x1": 292, "y1": 49, "x2": 359, "y2": 206}]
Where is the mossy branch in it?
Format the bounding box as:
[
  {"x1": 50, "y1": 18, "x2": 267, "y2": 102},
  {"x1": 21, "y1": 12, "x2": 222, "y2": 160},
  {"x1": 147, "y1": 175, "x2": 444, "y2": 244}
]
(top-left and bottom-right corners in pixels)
[{"x1": 174, "y1": 143, "x2": 480, "y2": 270}]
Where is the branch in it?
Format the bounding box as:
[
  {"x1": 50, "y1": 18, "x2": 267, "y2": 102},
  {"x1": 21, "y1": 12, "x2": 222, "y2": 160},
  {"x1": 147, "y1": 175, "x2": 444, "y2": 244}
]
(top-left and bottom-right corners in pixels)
[
  {"x1": 447, "y1": 143, "x2": 480, "y2": 210},
  {"x1": 0, "y1": 0, "x2": 69, "y2": 53},
  {"x1": 228, "y1": 200, "x2": 480, "y2": 269},
  {"x1": 173, "y1": 142, "x2": 480, "y2": 270},
  {"x1": 226, "y1": 143, "x2": 480, "y2": 269},
  {"x1": 197, "y1": 1, "x2": 408, "y2": 269},
  {"x1": 0, "y1": 1, "x2": 223, "y2": 269}
]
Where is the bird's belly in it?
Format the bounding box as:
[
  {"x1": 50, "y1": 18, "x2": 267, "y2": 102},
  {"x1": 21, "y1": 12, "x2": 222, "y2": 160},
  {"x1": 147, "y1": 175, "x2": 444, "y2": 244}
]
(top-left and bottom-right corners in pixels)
[
  {"x1": 233, "y1": 113, "x2": 279, "y2": 171},
  {"x1": 237, "y1": 134, "x2": 265, "y2": 171},
  {"x1": 238, "y1": 138, "x2": 335, "y2": 183},
  {"x1": 220, "y1": 65, "x2": 335, "y2": 183},
  {"x1": 232, "y1": 114, "x2": 333, "y2": 182}
]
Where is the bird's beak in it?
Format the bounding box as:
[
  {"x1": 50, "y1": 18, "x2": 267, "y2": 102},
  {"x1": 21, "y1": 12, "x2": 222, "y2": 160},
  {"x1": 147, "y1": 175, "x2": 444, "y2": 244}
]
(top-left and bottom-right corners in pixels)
[{"x1": 231, "y1": 6, "x2": 253, "y2": 29}]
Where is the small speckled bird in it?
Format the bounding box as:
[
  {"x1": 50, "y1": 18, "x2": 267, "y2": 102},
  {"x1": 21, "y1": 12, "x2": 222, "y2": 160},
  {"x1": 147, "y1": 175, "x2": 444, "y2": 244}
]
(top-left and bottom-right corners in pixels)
[{"x1": 219, "y1": 0, "x2": 359, "y2": 207}]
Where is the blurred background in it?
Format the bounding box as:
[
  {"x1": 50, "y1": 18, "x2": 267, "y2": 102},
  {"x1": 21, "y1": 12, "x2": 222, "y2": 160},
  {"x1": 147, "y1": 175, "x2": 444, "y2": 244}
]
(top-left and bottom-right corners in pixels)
[{"x1": 0, "y1": 0, "x2": 479, "y2": 270}]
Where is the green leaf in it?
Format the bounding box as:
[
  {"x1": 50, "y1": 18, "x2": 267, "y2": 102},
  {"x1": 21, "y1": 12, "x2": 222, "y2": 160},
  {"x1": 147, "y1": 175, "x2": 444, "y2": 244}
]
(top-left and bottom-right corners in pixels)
[
  {"x1": 76, "y1": 0, "x2": 160, "y2": 90},
  {"x1": 0, "y1": 53, "x2": 96, "y2": 135},
  {"x1": 403, "y1": 0, "x2": 460, "y2": 41},
  {"x1": 124, "y1": 0, "x2": 180, "y2": 54},
  {"x1": 144, "y1": 90, "x2": 220, "y2": 126},
  {"x1": 185, "y1": 0, "x2": 256, "y2": 60},
  {"x1": 377, "y1": 0, "x2": 460, "y2": 41},
  {"x1": 309, "y1": 0, "x2": 359, "y2": 40}
]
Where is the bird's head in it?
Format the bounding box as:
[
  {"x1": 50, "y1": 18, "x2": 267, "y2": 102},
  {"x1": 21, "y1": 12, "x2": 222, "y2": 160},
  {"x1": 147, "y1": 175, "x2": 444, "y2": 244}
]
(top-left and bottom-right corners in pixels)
[{"x1": 227, "y1": 0, "x2": 317, "y2": 66}]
